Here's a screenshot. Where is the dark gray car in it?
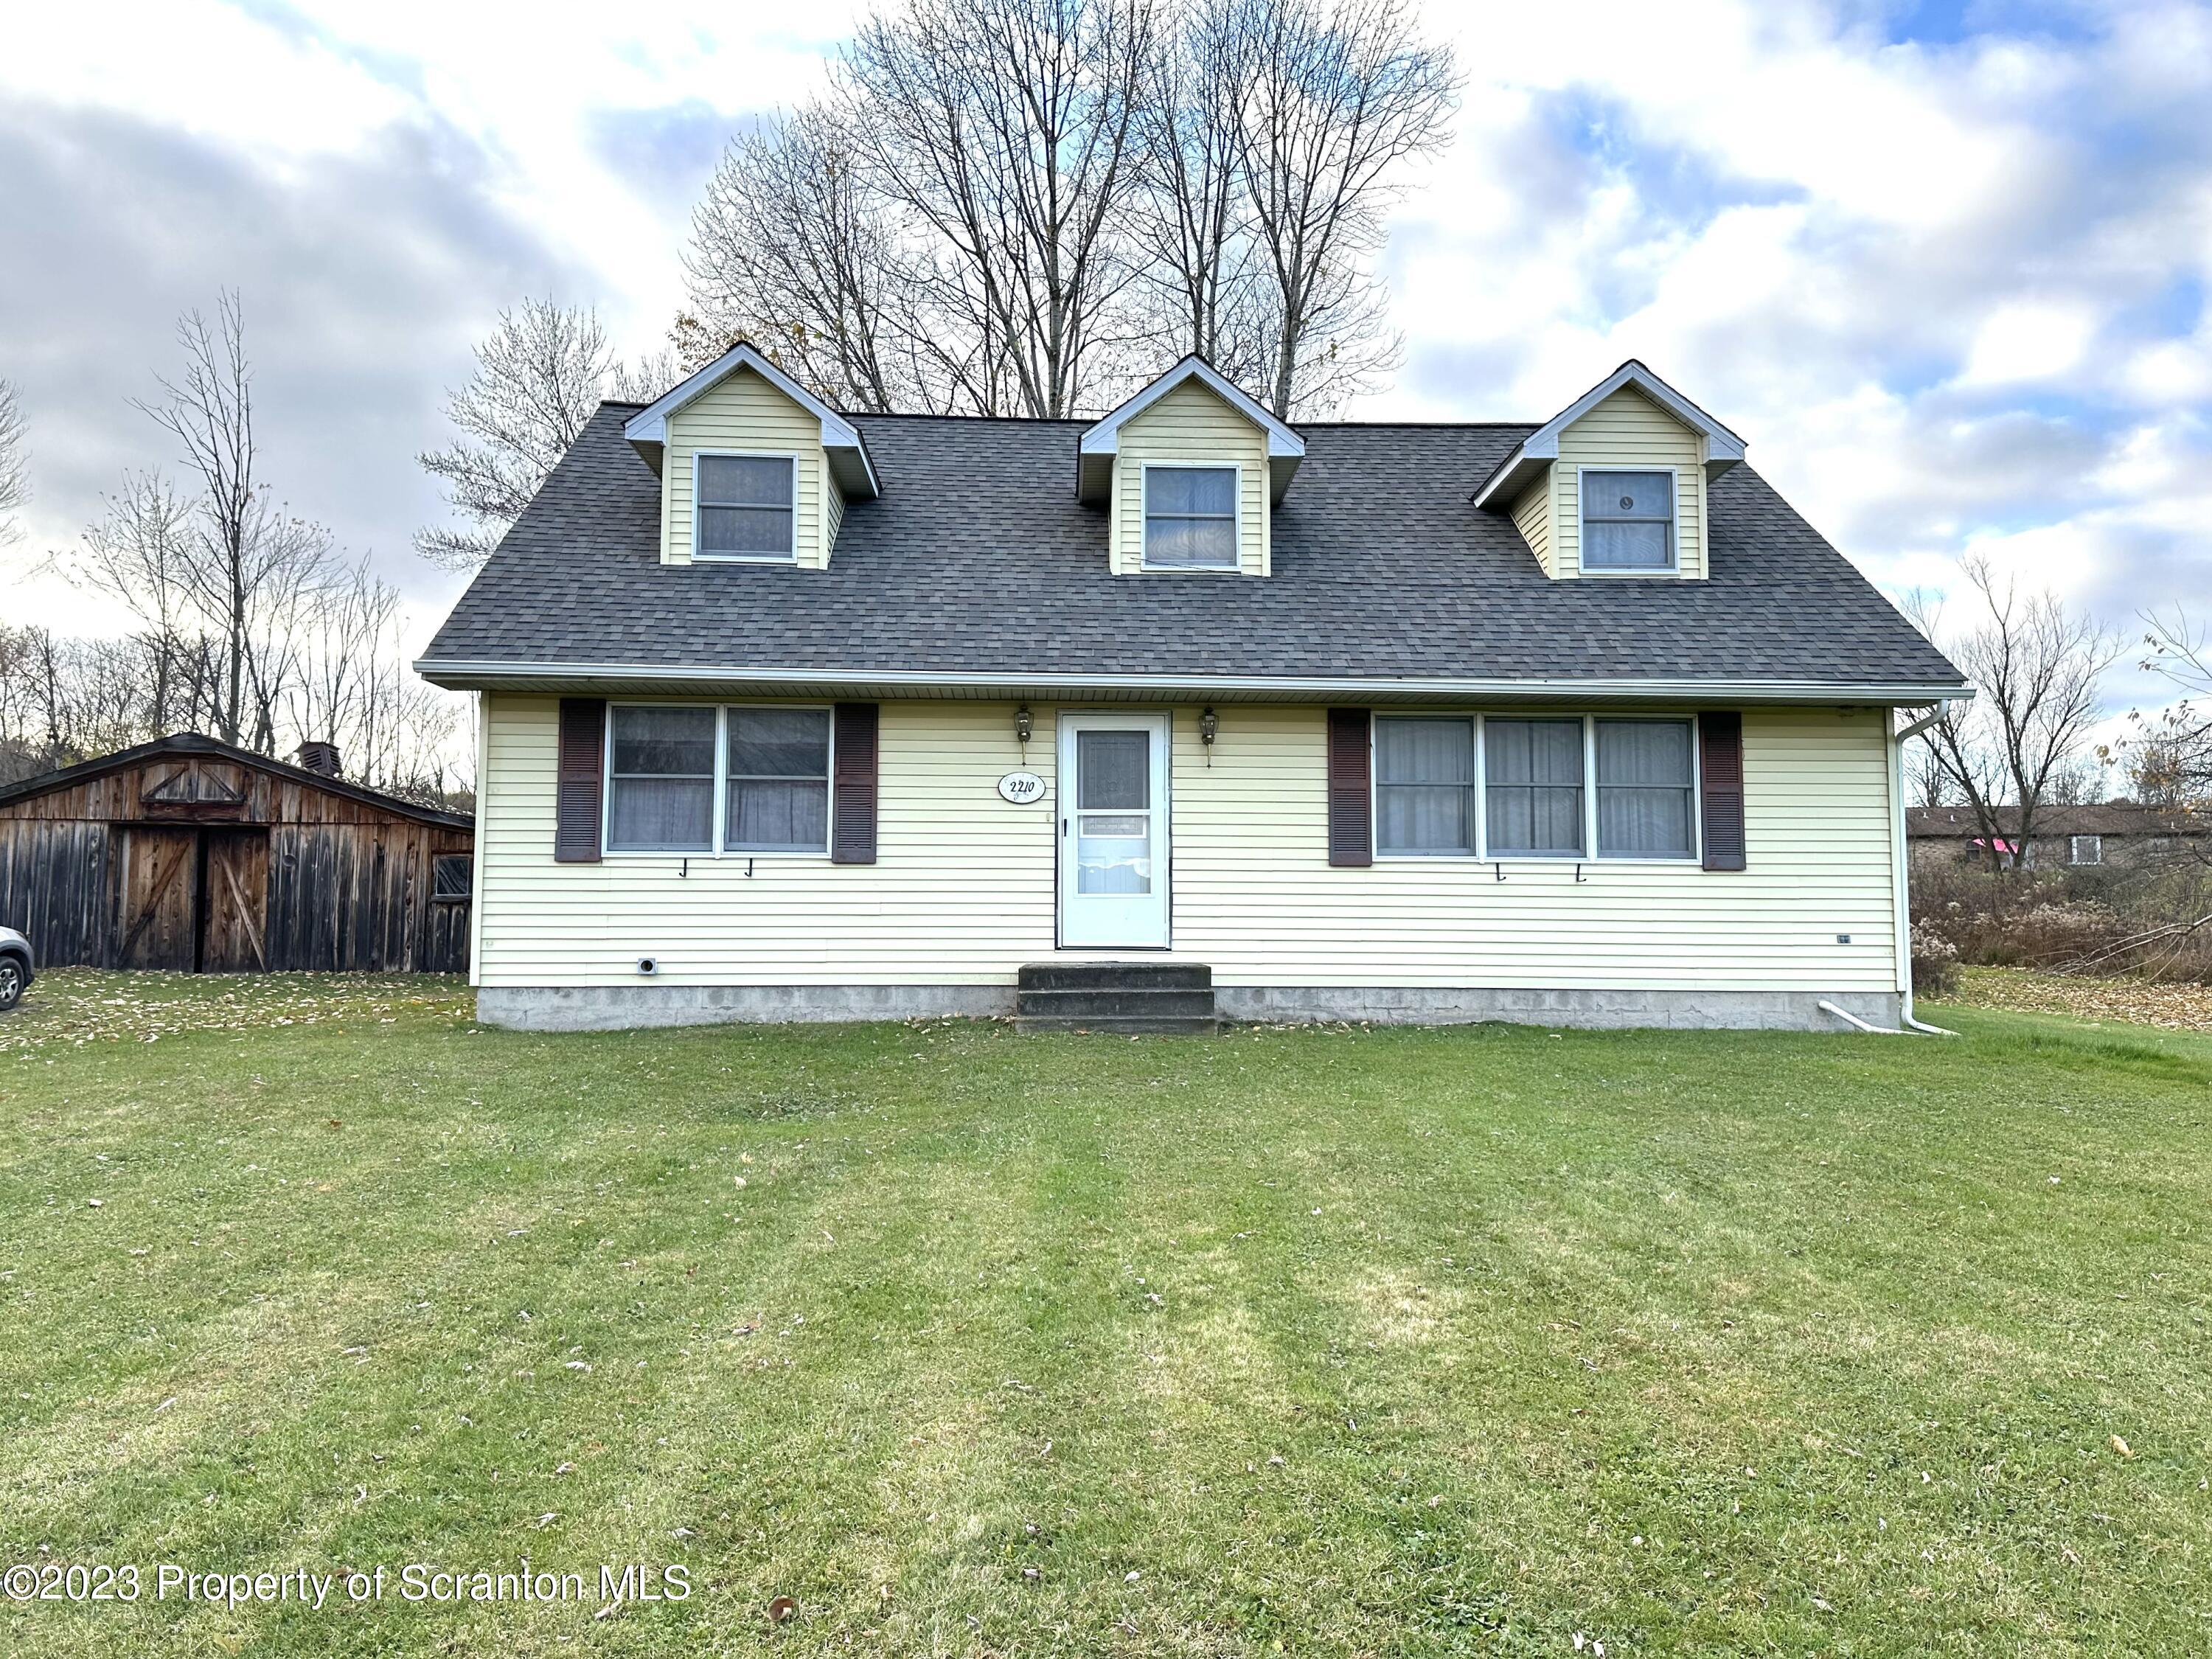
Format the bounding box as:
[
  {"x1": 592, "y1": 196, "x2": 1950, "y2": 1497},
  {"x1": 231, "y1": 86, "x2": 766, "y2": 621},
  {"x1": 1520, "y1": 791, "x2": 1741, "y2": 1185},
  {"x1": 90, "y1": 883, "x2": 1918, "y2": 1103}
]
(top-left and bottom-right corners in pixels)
[{"x1": 0, "y1": 926, "x2": 32, "y2": 1012}]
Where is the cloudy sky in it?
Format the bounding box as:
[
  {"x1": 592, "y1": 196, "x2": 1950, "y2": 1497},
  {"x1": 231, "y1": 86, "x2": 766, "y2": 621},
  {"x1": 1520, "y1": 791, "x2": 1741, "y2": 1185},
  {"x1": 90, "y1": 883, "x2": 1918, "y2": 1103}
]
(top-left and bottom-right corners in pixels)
[{"x1": 4, "y1": 0, "x2": 2208, "y2": 715}]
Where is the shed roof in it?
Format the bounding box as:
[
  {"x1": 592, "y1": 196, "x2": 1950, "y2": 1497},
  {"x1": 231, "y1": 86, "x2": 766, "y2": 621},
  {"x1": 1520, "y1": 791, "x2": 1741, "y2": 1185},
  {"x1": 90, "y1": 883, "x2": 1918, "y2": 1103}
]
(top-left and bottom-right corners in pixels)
[
  {"x1": 0, "y1": 734, "x2": 475, "y2": 830},
  {"x1": 1906, "y1": 802, "x2": 2207, "y2": 840}
]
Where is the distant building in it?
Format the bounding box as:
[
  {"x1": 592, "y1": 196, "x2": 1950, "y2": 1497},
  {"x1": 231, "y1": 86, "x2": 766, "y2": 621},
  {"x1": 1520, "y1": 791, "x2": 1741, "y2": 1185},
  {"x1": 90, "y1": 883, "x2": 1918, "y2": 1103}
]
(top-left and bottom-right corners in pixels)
[{"x1": 1907, "y1": 801, "x2": 2207, "y2": 874}]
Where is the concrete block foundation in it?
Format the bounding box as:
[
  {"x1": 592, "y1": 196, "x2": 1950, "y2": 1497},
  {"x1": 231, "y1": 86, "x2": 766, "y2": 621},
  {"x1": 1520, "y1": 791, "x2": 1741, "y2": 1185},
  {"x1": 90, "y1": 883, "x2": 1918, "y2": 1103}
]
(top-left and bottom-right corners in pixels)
[{"x1": 476, "y1": 982, "x2": 1902, "y2": 1034}]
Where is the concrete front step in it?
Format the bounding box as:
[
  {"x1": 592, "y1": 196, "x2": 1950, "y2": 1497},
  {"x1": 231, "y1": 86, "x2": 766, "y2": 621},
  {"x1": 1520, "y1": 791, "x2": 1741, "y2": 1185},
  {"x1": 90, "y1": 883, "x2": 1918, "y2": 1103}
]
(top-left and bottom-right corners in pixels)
[
  {"x1": 1016, "y1": 961, "x2": 1212, "y2": 992},
  {"x1": 1015, "y1": 987, "x2": 1217, "y2": 1020},
  {"x1": 1015, "y1": 961, "x2": 1217, "y2": 1034},
  {"x1": 1016, "y1": 1013, "x2": 1221, "y2": 1036}
]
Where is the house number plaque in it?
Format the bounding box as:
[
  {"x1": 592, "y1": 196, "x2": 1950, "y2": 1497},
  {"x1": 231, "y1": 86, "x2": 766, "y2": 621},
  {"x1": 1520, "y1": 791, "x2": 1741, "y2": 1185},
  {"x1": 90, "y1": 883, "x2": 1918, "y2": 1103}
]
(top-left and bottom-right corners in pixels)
[{"x1": 997, "y1": 771, "x2": 1046, "y2": 804}]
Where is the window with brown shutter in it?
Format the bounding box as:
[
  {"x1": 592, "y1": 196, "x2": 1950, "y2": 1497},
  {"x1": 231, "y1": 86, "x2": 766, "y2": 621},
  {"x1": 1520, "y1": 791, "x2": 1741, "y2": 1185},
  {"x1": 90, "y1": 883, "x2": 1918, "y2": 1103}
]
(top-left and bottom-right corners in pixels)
[
  {"x1": 1326, "y1": 707, "x2": 1373, "y2": 867},
  {"x1": 831, "y1": 703, "x2": 879, "y2": 864},
  {"x1": 1698, "y1": 711, "x2": 1746, "y2": 871},
  {"x1": 554, "y1": 698, "x2": 606, "y2": 863}
]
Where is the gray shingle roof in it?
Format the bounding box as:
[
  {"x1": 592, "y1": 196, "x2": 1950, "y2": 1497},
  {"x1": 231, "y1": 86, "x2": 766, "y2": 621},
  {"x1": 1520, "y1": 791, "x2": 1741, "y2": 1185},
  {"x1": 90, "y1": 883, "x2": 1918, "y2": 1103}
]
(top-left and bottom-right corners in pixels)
[{"x1": 419, "y1": 403, "x2": 1966, "y2": 694}]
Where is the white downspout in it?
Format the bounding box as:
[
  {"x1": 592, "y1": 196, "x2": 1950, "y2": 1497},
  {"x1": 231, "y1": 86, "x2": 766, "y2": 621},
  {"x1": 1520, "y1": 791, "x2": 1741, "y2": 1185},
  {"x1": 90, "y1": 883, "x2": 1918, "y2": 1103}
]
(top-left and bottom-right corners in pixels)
[{"x1": 1888, "y1": 702, "x2": 1958, "y2": 1037}]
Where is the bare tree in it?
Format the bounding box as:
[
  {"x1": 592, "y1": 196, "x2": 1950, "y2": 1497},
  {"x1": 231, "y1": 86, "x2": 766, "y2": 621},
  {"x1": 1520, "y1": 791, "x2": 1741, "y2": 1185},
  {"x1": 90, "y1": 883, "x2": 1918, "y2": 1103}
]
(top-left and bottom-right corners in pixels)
[
  {"x1": 59, "y1": 293, "x2": 349, "y2": 753},
  {"x1": 417, "y1": 298, "x2": 616, "y2": 568},
  {"x1": 685, "y1": 108, "x2": 933, "y2": 413},
  {"x1": 1231, "y1": 0, "x2": 1458, "y2": 418},
  {"x1": 2129, "y1": 607, "x2": 2212, "y2": 814},
  {"x1": 675, "y1": 0, "x2": 1457, "y2": 421},
  {"x1": 0, "y1": 378, "x2": 26, "y2": 546},
  {"x1": 1907, "y1": 557, "x2": 2122, "y2": 874},
  {"x1": 417, "y1": 298, "x2": 683, "y2": 568},
  {"x1": 279, "y1": 557, "x2": 464, "y2": 801},
  {"x1": 75, "y1": 470, "x2": 223, "y2": 735},
  {"x1": 841, "y1": 0, "x2": 1158, "y2": 418},
  {"x1": 608, "y1": 349, "x2": 687, "y2": 406},
  {"x1": 0, "y1": 625, "x2": 218, "y2": 782},
  {"x1": 1131, "y1": 0, "x2": 1276, "y2": 383}
]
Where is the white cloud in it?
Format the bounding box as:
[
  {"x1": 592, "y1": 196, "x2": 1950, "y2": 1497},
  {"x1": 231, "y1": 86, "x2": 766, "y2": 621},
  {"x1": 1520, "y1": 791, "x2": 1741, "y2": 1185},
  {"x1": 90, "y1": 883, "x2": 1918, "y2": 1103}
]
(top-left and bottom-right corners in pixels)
[
  {"x1": 4, "y1": 0, "x2": 2209, "y2": 701},
  {"x1": 1956, "y1": 300, "x2": 2099, "y2": 387}
]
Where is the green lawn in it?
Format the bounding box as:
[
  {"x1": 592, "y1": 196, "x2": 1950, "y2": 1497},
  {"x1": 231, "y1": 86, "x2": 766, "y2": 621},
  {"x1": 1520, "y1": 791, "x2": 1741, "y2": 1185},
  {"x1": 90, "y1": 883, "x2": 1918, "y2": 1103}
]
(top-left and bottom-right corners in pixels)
[{"x1": 1, "y1": 973, "x2": 2208, "y2": 1657}]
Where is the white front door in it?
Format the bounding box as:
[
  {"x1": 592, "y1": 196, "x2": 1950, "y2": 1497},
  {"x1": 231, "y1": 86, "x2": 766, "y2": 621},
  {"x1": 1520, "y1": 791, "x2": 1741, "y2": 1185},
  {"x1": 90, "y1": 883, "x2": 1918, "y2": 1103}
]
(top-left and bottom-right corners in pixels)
[{"x1": 1057, "y1": 712, "x2": 1171, "y2": 948}]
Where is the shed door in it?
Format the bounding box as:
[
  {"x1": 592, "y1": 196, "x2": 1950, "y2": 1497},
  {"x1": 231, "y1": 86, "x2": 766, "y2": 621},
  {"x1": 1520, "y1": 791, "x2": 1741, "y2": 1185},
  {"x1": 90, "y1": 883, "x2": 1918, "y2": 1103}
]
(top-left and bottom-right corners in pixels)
[
  {"x1": 116, "y1": 827, "x2": 199, "y2": 970},
  {"x1": 201, "y1": 830, "x2": 270, "y2": 973}
]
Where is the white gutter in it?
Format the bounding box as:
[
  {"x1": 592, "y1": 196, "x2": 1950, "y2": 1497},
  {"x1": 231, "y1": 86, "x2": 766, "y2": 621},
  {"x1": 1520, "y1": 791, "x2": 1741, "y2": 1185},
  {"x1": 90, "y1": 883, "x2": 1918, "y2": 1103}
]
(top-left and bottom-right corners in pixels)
[{"x1": 414, "y1": 658, "x2": 1973, "y2": 706}]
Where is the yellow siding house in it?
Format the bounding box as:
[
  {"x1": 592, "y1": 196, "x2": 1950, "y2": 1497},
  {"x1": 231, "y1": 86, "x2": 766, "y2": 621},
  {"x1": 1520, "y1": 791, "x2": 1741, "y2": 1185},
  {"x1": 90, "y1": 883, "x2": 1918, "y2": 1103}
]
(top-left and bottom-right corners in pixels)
[{"x1": 422, "y1": 348, "x2": 1970, "y2": 1034}]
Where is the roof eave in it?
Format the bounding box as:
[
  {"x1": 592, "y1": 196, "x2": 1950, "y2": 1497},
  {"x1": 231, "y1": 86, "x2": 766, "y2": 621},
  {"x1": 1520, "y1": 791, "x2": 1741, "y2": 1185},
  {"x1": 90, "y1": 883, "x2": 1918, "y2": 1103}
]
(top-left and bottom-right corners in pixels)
[{"x1": 414, "y1": 656, "x2": 1974, "y2": 709}]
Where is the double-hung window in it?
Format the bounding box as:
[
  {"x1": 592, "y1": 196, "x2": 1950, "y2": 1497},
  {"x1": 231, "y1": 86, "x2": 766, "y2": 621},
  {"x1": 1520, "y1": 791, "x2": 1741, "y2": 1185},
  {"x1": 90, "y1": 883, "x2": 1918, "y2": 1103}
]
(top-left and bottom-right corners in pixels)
[
  {"x1": 1370, "y1": 713, "x2": 1703, "y2": 862},
  {"x1": 2070, "y1": 834, "x2": 2101, "y2": 866},
  {"x1": 608, "y1": 706, "x2": 717, "y2": 850},
  {"x1": 726, "y1": 709, "x2": 831, "y2": 852},
  {"x1": 696, "y1": 454, "x2": 796, "y2": 560},
  {"x1": 1485, "y1": 719, "x2": 1586, "y2": 856},
  {"x1": 1143, "y1": 466, "x2": 1239, "y2": 570},
  {"x1": 1581, "y1": 470, "x2": 1676, "y2": 571},
  {"x1": 605, "y1": 705, "x2": 832, "y2": 855},
  {"x1": 1374, "y1": 717, "x2": 1475, "y2": 855},
  {"x1": 1595, "y1": 719, "x2": 1695, "y2": 858}
]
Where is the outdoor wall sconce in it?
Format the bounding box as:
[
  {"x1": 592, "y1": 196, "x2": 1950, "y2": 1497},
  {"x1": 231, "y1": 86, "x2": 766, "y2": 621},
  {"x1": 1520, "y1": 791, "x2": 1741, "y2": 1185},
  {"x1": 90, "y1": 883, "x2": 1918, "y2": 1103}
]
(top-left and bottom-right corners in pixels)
[
  {"x1": 1199, "y1": 706, "x2": 1218, "y2": 765},
  {"x1": 1014, "y1": 703, "x2": 1034, "y2": 748}
]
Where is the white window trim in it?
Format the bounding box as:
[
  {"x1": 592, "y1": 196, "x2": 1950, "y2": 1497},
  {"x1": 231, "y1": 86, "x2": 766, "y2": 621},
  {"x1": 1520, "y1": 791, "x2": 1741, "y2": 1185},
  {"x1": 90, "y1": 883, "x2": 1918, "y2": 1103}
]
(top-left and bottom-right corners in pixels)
[
  {"x1": 1576, "y1": 466, "x2": 1682, "y2": 578},
  {"x1": 1370, "y1": 711, "x2": 1703, "y2": 864},
  {"x1": 602, "y1": 700, "x2": 834, "y2": 860},
  {"x1": 1138, "y1": 460, "x2": 1242, "y2": 574},
  {"x1": 1368, "y1": 714, "x2": 1480, "y2": 859},
  {"x1": 2070, "y1": 833, "x2": 2102, "y2": 866},
  {"x1": 1482, "y1": 714, "x2": 1590, "y2": 860},
  {"x1": 1590, "y1": 713, "x2": 1702, "y2": 863},
  {"x1": 692, "y1": 450, "x2": 799, "y2": 564}
]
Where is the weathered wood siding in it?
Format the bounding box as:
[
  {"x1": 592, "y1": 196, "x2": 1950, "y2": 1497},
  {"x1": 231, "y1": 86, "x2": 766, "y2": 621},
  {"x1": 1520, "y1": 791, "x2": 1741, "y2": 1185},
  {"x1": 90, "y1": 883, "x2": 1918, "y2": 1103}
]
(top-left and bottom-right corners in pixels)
[{"x1": 0, "y1": 751, "x2": 472, "y2": 973}]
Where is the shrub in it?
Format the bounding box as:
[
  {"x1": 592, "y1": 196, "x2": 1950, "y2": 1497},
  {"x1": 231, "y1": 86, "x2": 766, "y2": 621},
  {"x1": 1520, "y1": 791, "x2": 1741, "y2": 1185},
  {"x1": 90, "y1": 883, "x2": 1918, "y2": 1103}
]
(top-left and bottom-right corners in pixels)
[{"x1": 1910, "y1": 921, "x2": 1961, "y2": 999}]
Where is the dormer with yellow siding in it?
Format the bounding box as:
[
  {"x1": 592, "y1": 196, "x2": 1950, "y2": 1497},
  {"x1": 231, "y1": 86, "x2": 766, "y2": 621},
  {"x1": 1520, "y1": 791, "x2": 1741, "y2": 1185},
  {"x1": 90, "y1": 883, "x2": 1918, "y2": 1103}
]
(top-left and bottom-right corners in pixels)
[
  {"x1": 1077, "y1": 357, "x2": 1304, "y2": 577},
  {"x1": 622, "y1": 343, "x2": 879, "y2": 568},
  {"x1": 1475, "y1": 361, "x2": 1745, "y2": 581}
]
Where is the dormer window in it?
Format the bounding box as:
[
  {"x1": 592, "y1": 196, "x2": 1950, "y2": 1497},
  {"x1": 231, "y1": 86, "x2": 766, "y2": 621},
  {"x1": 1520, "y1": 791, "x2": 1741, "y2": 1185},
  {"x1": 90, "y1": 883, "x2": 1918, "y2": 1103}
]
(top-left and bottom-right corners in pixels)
[
  {"x1": 696, "y1": 453, "x2": 796, "y2": 561},
  {"x1": 1143, "y1": 465, "x2": 1239, "y2": 571},
  {"x1": 1581, "y1": 470, "x2": 1676, "y2": 571}
]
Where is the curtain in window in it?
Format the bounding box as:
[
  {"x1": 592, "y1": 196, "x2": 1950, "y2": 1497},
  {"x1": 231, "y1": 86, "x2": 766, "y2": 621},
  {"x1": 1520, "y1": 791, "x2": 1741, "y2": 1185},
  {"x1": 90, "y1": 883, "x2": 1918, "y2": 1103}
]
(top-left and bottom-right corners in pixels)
[
  {"x1": 1486, "y1": 718, "x2": 1584, "y2": 854},
  {"x1": 1076, "y1": 729, "x2": 1152, "y2": 892},
  {"x1": 1144, "y1": 467, "x2": 1238, "y2": 568},
  {"x1": 698, "y1": 455, "x2": 795, "y2": 556},
  {"x1": 1375, "y1": 717, "x2": 1473, "y2": 854},
  {"x1": 726, "y1": 708, "x2": 830, "y2": 852},
  {"x1": 608, "y1": 706, "x2": 715, "y2": 849},
  {"x1": 1595, "y1": 720, "x2": 1694, "y2": 856},
  {"x1": 1077, "y1": 731, "x2": 1150, "y2": 809},
  {"x1": 1582, "y1": 470, "x2": 1673, "y2": 569}
]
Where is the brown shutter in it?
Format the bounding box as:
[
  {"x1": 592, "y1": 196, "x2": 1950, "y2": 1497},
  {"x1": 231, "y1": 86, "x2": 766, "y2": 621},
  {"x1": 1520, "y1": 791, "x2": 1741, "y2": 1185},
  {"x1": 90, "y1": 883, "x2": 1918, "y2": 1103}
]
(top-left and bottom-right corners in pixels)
[
  {"x1": 554, "y1": 698, "x2": 606, "y2": 863},
  {"x1": 832, "y1": 703, "x2": 879, "y2": 864},
  {"x1": 1699, "y1": 711, "x2": 1746, "y2": 871},
  {"x1": 1326, "y1": 707, "x2": 1373, "y2": 867}
]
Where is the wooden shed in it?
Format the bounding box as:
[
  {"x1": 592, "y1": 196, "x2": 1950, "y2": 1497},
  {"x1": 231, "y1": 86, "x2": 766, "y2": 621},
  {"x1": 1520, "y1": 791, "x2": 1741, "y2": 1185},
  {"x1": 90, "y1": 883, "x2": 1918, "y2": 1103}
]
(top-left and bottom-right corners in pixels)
[{"x1": 0, "y1": 734, "x2": 475, "y2": 973}]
